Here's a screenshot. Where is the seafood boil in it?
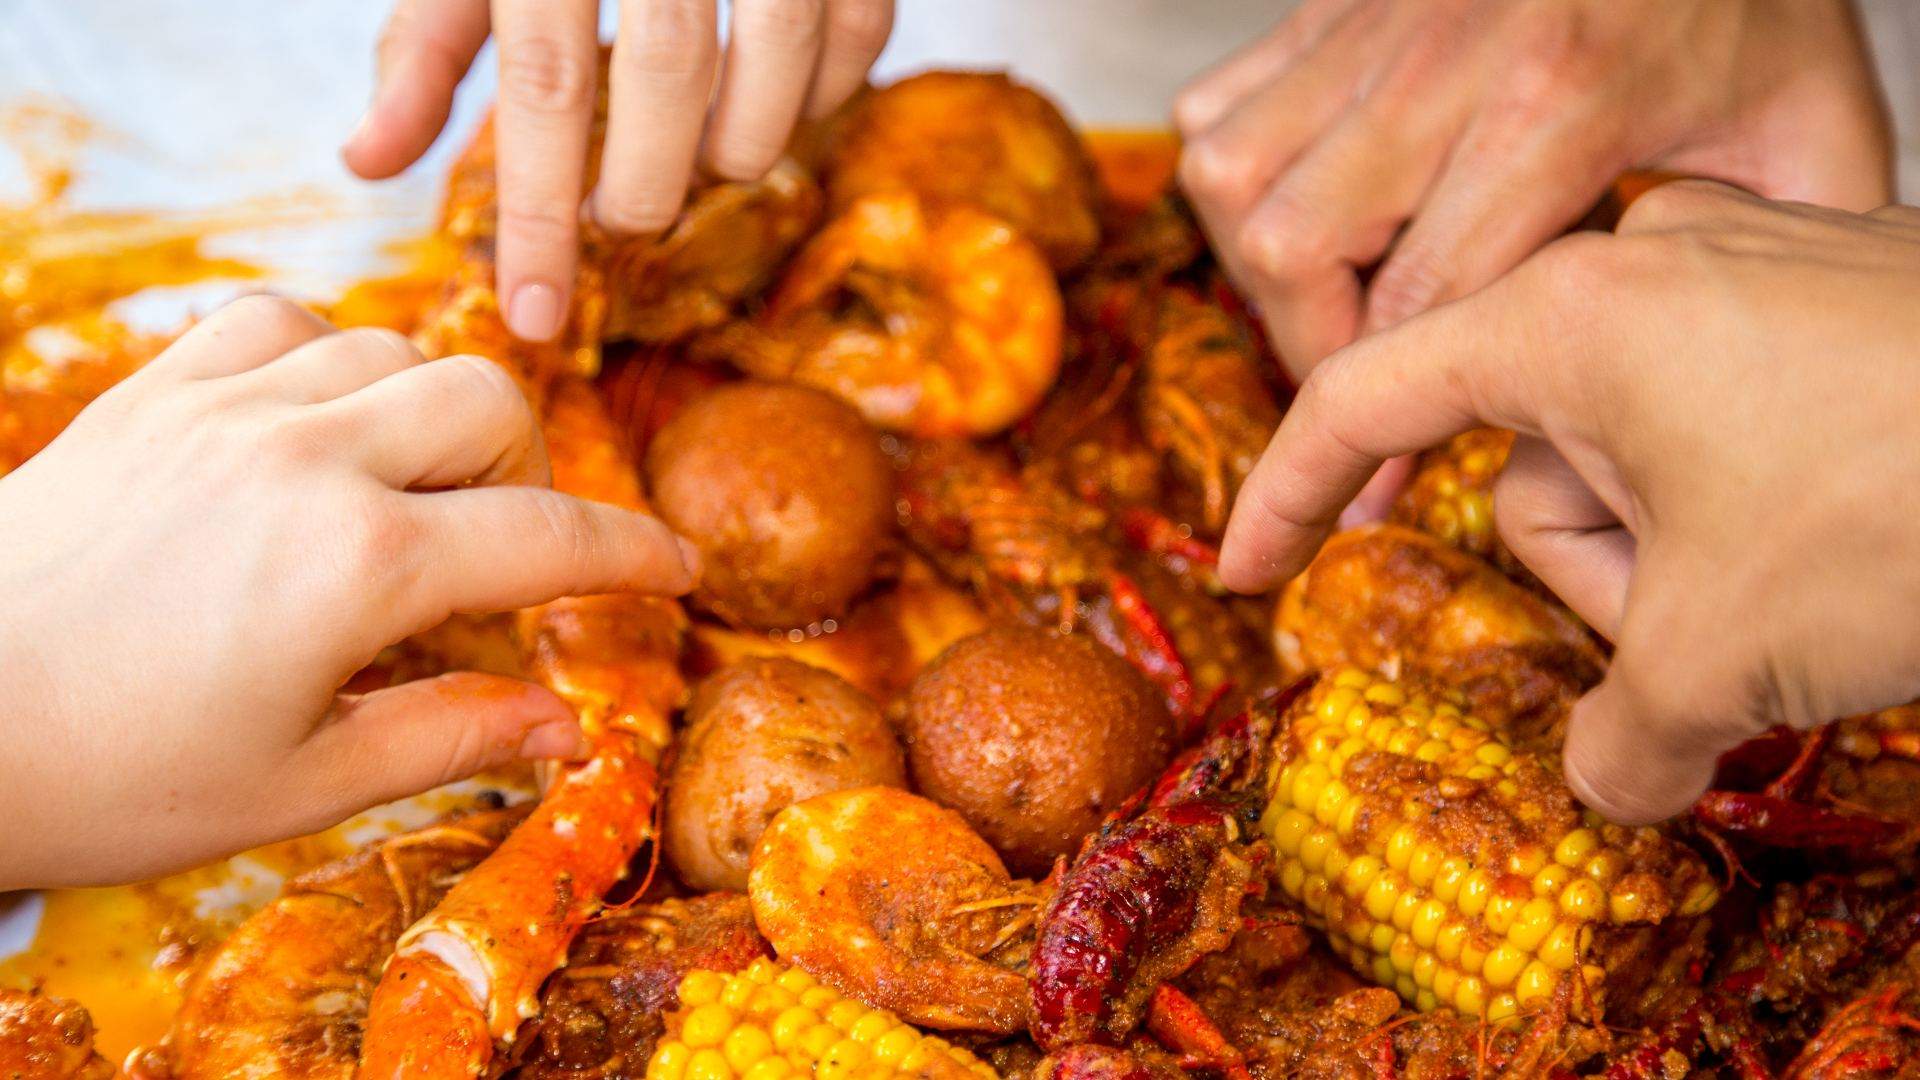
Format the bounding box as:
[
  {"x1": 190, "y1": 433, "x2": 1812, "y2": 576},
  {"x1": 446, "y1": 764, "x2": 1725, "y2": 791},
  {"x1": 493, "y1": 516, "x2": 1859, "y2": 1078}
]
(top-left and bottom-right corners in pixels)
[{"x1": 5, "y1": 65, "x2": 1920, "y2": 1080}]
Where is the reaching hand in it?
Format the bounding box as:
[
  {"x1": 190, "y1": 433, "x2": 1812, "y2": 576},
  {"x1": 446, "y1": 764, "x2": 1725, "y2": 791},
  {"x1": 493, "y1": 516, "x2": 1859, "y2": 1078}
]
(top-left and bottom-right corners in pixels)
[
  {"x1": 341, "y1": 0, "x2": 894, "y2": 343},
  {"x1": 1176, "y1": 0, "x2": 1891, "y2": 381},
  {"x1": 1220, "y1": 182, "x2": 1920, "y2": 826},
  {"x1": 0, "y1": 296, "x2": 696, "y2": 888}
]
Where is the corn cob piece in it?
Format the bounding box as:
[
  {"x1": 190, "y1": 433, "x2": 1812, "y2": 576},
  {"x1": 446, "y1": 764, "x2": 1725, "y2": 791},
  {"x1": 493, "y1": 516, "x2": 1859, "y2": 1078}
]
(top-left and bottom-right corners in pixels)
[
  {"x1": 1261, "y1": 668, "x2": 1721, "y2": 1025},
  {"x1": 647, "y1": 958, "x2": 999, "y2": 1080},
  {"x1": 1391, "y1": 429, "x2": 1510, "y2": 560}
]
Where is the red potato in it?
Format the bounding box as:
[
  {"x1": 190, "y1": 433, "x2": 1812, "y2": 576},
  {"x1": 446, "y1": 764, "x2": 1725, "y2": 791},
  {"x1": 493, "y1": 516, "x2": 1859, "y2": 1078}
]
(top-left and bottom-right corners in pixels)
[
  {"x1": 904, "y1": 628, "x2": 1176, "y2": 876},
  {"x1": 663, "y1": 658, "x2": 906, "y2": 892},
  {"x1": 645, "y1": 380, "x2": 894, "y2": 630}
]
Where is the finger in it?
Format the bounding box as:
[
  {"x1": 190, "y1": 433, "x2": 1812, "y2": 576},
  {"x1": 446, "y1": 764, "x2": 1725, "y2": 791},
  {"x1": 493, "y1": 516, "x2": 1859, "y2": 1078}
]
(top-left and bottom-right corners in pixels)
[
  {"x1": 409, "y1": 484, "x2": 699, "y2": 617},
  {"x1": 1491, "y1": 435, "x2": 1633, "y2": 638},
  {"x1": 802, "y1": 0, "x2": 893, "y2": 119},
  {"x1": 703, "y1": 0, "x2": 827, "y2": 180},
  {"x1": 1177, "y1": 0, "x2": 1390, "y2": 251},
  {"x1": 1171, "y1": 0, "x2": 1364, "y2": 136},
  {"x1": 1231, "y1": 85, "x2": 1470, "y2": 378},
  {"x1": 1563, "y1": 589, "x2": 1767, "y2": 825},
  {"x1": 342, "y1": 0, "x2": 491, "y2": 179},
  {"x1": 591, "y1": 0, "x2": 718, "y2": 235},
  {"x1": 1364, "y1": 105, "x2": 1625, "y2": 333},
  {"x1": 1337, "y1": 454, "x2": 1416, "y2": 530},
  {"x1": 1217, "y1": 276, "x2": 1554, "y2": 594},
  {"x1": 144, "y1": 294, "x2": 334, "y2": 382},
  {"x1": 325, "y1": 354, "x2": 547, "y2": 488},
  {"x1": 491, "y1": 0, "x2": 601, "y2": 343},
  {"x1": 240, "y1": 327, "x2": 427, "y2": 404},
  {"x1": 291, "y1": 673, "x2": 584, "y2": 828}
]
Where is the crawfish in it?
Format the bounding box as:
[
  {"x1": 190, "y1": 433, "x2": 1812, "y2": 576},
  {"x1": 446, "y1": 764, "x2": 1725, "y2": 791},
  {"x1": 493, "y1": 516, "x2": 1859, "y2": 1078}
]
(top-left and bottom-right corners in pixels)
[{"x1": 1027, "y1": 692, "x2": 1286, "y2": 1051}]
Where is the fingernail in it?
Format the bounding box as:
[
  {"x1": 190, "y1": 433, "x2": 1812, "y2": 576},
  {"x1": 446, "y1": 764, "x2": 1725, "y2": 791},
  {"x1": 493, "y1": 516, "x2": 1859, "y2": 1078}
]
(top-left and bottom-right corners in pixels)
[
  {"x1": 674, "y1": 536, "x2": 704, "y2": 588},
  {"x1": 519, "y1": 719, "x2": 587, "y2": 761},
  {"x1": 507, "y1": 282, "x2": 565, "y2": 343}
]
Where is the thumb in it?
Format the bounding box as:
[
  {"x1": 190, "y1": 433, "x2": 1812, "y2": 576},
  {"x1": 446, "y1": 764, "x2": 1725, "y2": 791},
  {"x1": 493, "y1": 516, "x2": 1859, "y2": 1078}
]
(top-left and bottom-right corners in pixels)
[
  {"x1": 1560, "y1": 617, "x2": 1763, "y2": 827},
  {"x1": 289, "y1": 672, "x2": 585, "y2": 827}
]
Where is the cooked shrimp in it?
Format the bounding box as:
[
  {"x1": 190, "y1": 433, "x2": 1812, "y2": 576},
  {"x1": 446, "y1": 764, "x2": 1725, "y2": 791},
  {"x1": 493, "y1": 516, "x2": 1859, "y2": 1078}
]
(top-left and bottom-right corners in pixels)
[
  {"x1": 702, "y1": 192, "x2": 1063, "y2": 438},
  {"x1": 748, "y1": 786, "x2": 1040, "y2": 1034},
  {"x1": 1274, "y1": 524, "x2": 1604, "y2": 748},
  {"x1": 822, "y1": 71, "x2": 1102, "y2": 272},
  {"x1": 357, "y1": 379, "x2": 688, "y2": 1079},
  {"x1": 0, "y1": 990, "x2": 114, "y2": 1080},
  {"x1": 129, "y1": 805, "x2": 526, "y2": 1080}
]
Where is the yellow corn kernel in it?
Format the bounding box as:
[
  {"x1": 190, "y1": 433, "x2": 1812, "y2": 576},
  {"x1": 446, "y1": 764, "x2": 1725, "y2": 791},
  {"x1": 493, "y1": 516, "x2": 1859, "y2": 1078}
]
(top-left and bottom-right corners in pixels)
[
  {"x1": 1508, "y1": 898, "x2": 1558, "y2": 951},
  {"x1": 1299, "y1": 829, "x2": 1334, "y2": 873},
  {"x1": 1554, "y1": 829, "x2": 1599, "y2": 869},
  {"x1": 1411, "y1": 900, "x2": 1449, "y2": 948},
  {"x1": 801, "y1": 987, "x2": 838, "y2": 1011},
  {"x1": 1386, "y1": 827, "x2": 1418, "y2": 871},
  {"x1": 1372, "y1": 956, "x2": 1399, "y2": 987},
  {"x1": 1407, "y1": 846, "x2": 1444, "y2": 888},
  {"x1": 1487, "y1": 994, "x2": 1520, "y2": 1025},
  {"x1": 1414, "y1": 739, "x2": 1451, "y2": 763},
  {"x1": 871, "y1": 1028, "x2": 919, "y2": 1066},
  {"x1": 1432, "y1": 967, "x2": 1459, "y2": 1003},
  {"x1": 1454, "y1": 976, "x2": 1488, "y2": 1016},
  {"x1": 1680, "y1": 881, "x2": 1721, "y2": 917},
  {"x1": 772, "y1": 1008, "x2": 819, "y2": 1051},
  {"x1": 1386, "y1": 728, "x2": 1424, "y2": 756},
  {"x1": 1280, "y1": 859, "x2": 1308, "y2": 898},
  {"x1": 680, "y1": 971, "x2": 727, "y2": 1008},
  {"x1": 1363, "y1": 875, "x2": 1401, "y2": 921},
  {"x1": 1482, "y1": 890, "x2": 1522, "y2": 936},
  {"x1": 799, "y1": 1026, "x2": 840, "y2": 1059},
  {"x1": 1270, "y1": 809, "x2": 1313, "y2": 854},
  {"x1": 1343, "y1": 855, "x2": 1385, "y2": 898},
  {"x1": 1539, "y1": 925, "x2": 1583, "y2": 972},
  {"x1": 1459, "y1": 939, "x2": 1488, "y2": 976},
  {"x1": 1391, "y1": 891, "x2": 1422, "y2": 932},
  {"x1": 743, "y1": 1060, "x2": 790, "y2": 1080},
  {"x1": 683, "y1": 1005, "x2": 738, "y2": 1049},
  {"x1": 1506, "y1": 845, "x2": 1547, "y2": 877},
  {"x1": 1318, "y1": 686, "x2": 1362, "y2": 722},
  {"x1": 847, "y1": 1013, "x2": 892, "y2": 1043},
  {"x1": 1323, "y1": 847, "x2": 1352, "y2": 886},
  {"x1": 687, "y1": 1049, "x2": 734, "y2": 1080},
  {"x1": 1389, "y1": 933, "x2": 1419, "y2": 975},
  {"x1": 724, "y1": 976, "x2": 761, "y2": 1010},
  {"x1": 1368, "y1": 923, "x2": 1397, "y2": 956},
  {"x1": 1584, "y1": 850, "x2": 1626, "y2": 888},
  {"x1": 1532, "y1": 863, "x2": 1573, "y2": 897},
  {"x1": 1483, "y1": 944, "x2": 1527, "y2": 989},
  {"x1": 751, "y1": 985, "x2": 797, "y2": 1015},
  {"x1": 1412, "y1": 953, "x2": 1438, "y2": 989},
  {"x1": 654, "y1": 1044, "x2": 693, "y2": 1080},
  {"x1": 1302, "y1": 873, "x2": 1331, "y2": 916},
  {"x1": 1457, "y1": 871, "x2": 1492, "y2": 918},
  {"x1": 1517, "y1": 961, "x2": 1559, "y2": 1004},
  {"x1": 1415, "y1": 989, "x2": 1440, "y2": 1012},
  {"x1": 1432, "y1": 859, "x2": 1469, "y2": 903},
  {"x1": 724, "y1": 1027, "x2": 775, "y2": 1072},
  {"x1": 1292, "y1": 763, "x2": 1333, "y2": 815},
  {"x1": 1560, "y1": 879, "x2": 1604, "y2": 920},
  {"x1": 1609, "y1": 883, "x2": 1651, "y2": 924},
  {"x1": 1435, "y1": 922, "x2": 1470, "y2": 964},
  {"x1": 1474, "y1": 743, "x2": 1513, "y2": 768}
]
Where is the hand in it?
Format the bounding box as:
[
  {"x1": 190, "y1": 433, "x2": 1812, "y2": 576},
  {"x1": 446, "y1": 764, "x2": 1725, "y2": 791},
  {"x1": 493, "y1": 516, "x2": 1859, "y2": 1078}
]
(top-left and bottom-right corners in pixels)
[
  {"x1": 0, "y1": 296, "x2": 697, "y2": 889},
  {"x1": 341, "y1": 0, "x2": 894, "y2": 343},
  {"x1": 1176, "y1": 0, "x2": 1891, "y2": 381},
  {"x1": 1218, "y1": 182, "x2": 1920, "y2": 826}
]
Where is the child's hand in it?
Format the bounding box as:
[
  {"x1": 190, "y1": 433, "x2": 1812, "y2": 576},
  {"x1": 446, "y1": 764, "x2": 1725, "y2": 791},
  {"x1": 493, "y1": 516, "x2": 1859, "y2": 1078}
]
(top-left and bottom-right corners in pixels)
[
  {"x1": 341, "y1": 0, "x2": 895, "y2": 344},
  {"x1": 1220, "y1": 183, "x2": 1920, "y2": 826},
  {"x1": 0, "y1": 296, "x2": 696, "y2": 889}
]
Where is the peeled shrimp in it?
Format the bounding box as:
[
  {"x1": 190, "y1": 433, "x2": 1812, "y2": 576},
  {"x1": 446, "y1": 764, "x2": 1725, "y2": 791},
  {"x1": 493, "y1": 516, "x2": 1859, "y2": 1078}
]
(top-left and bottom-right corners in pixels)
[
  {"x1": 748, "y1": 786, "x2": 1040, "y2": 1034},
  {"x1": 704, "y1": 192, "x2": 1063, "y2": 438}
]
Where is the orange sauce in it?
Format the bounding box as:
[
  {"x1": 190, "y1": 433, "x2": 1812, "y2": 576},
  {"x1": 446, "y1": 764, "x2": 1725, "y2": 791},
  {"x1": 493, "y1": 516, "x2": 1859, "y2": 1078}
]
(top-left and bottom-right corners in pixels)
[{"x1": 1085, "y1": 129, "x2": 1181, "y2": 212}]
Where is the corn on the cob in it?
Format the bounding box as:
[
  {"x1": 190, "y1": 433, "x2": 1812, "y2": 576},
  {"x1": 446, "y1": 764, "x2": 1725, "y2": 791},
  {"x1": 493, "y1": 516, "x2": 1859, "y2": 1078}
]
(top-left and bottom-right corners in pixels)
[
  {"x1": 1392, "y1": 429, "x2": 1511, "y2": 560},
  {"x1": 1261, "y1": 668, "x2": 1720, "y2": 1025},
  {"x1": 646, "y1": 959, "x2": 999, "y2": 1080}
]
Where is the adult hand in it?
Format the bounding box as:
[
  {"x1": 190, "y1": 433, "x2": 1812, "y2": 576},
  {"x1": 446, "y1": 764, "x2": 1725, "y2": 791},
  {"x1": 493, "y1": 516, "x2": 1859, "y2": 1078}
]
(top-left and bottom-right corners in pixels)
[
  {"x1": 1219, "y1": 182, "x2": 1920, "y2": 826},
  {"x1": 1176, "y1": 0, "x2": 1891, "y2": 380},
  {"x1": 0, "y1": 296, "x2": 696, "y2": 888},
  {"x1": 341, "y1": 0, "x2": 894, "y2": 343}
]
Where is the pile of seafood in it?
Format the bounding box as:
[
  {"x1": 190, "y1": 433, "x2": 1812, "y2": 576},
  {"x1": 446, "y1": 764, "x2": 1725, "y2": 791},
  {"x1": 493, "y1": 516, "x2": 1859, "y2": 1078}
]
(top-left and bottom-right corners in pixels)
[{"x1": 5, "y1": 68, "x2": 1920, "y2": 1080}]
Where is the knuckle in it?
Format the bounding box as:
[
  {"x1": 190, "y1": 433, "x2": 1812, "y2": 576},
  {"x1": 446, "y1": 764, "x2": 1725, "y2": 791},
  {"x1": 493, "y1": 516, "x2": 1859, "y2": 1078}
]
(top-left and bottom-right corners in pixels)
[
  {"x1": 1615, "y1": 178, "x2": 1727, "y2": 234},
  {"x1": 705, "y1": 132, "x2": 784, "y2": 182},
  {"x1": 1170, "y1": 83, "x2": 1220, "y2": 139},
  {"x1": 621, "y1": 0, "x2": 719, "y2": 81},
  {"x1": 593, "y1": 186, "x2": 684, "y2": 235},
  {"x1": 342, "y1": 494, "x2": 426, "y2": 582},
  {"x1": 496, "y1": 199, "x2": 581, "y2": 248},
  {"x1": 343, "y1": 325, "x2": 425, "y2": 370},
  {"x1": 434, "y1": 354, "x2": 526, "y2": 414},
  {"x1": 1367, "y1": 244, "x2": 1452, "y2": 327},
  {"x1": 824, "y1": 0, "x2": 893, "y2": 59},
  {"x1": 499, "y1": 34, "x2": 598, "y2": 116},
  {"x1": 219, "y1": 293, "x2": 318, "y2": 340},
  {"x1": 733, "y1": 0, "x2": 827, "y2": 44},
  {"x1": 529, "y1": 493, "x2": 602, "y2": 586},
  {"x1": 1239, "y1": 193, "x2": 1333, "y2": 285},
  {"x1": 1177, "y1": 134, "x2": 1256, "y2": 206}
]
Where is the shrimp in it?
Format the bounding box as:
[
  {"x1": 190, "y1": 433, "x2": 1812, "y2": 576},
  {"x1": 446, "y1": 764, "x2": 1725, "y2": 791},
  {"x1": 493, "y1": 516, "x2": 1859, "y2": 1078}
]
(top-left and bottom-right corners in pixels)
[
  {"x1": 821, "y1": 71, "x2": 1102, "y2": 272},
  {"x1": 129, "y1": 804, "x2": 527, "y2": 1080},
  {"x1": 700, "y1": 192, "x2": 1063, "y2": 438},
  {"x1": 0, "y1": 990, "x2": 114, "y2": 1080},
  {"x1": 747, "y1": 786, "x2": 1041, "y2": 1034},
  {"x1": 356, "y1": 379, "x2": 688, "y2": 1078}
]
